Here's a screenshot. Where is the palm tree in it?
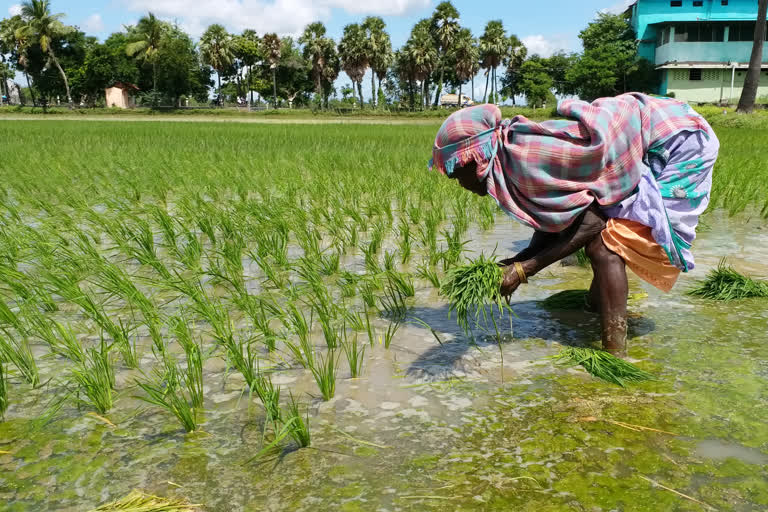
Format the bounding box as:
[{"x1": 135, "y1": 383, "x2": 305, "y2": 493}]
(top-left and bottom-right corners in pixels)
[
  {"x1": 125, "y1": 13, "x2": 165, "y2": 96},
  {"x1": 339, "y1": 23, "x2": 369, "y2": 109},
  {"x1": 504, "y1": 35, "x2": 527, "y2": 105},
  {"x1": 736, "y1": 0, "x2": 768, "y2": 112},
  {"x1": 235, "y1": 29, "x2": 260, "y2": 108},
  {"x1": 394, "y1": 48, "x2": 417, "y2": 110},
  {"x1": 0, "y1": 15, "x2": 35, "y2": 105},
  {"x1": 261, "y1": 33, "x2": 281, "y2": 108},
  {"x1": 430, "y1": 1, "x2": 460, "y2": 107},
  {"x1": 451, "y1": 28, "x2": 479, "y2": 108},
  {"x1": 200, "y1": 24, "x2": 234, "y2": 106},
  {"x1": 299, "y1": 22, "x2": 333, "y2": 108},
  {"x1": 18, "y1": 0, "x2": 73, "y2": 108},
  {"x1": 362, "y1": 16, "x2": 392, "y2": 108},
  {"x1": 405, "y1": 20, "x2": 438, "y2": 110},
  {"x1": 479, "y1": 20, "x2": 508, "y2": 104},
  {"x1": 320, "y1": 40, "x2": 340, "y2": 109}
]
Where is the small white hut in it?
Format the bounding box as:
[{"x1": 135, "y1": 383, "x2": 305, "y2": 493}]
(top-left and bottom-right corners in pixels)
[{"x1": 105, "y1": 82, "x2": 139, "y2": 108}]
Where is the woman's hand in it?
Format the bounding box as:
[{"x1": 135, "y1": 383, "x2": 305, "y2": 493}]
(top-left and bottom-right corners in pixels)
[{"x1": 500, "y1": 265, "x2": 522, "y2": 300}]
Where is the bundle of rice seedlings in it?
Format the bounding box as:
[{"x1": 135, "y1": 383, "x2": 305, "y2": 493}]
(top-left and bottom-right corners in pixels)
[
  {"x1": 440, "y1": 254, "x2": 505, "y2": 334},
  {"x1": 89, "y1": 490, "x2": 199, "y2": 511},
  {"x1": 687, "y1": 259, "x2": 768, "y2": 301},
  {"x1": 541, "y1": 290, "x2": 590, "y2": 311},
  {"x1": 552, "y1": 347, "x2": 655, "y2": 387}
]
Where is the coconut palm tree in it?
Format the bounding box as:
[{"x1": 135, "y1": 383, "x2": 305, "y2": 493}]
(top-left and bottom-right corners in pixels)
[
  {"x1": 736, "y1": 0, "x2": 768, "y2": 113},
  {"x1": 504, "y1": 34, "x2": 527, "y2": 105},
  {"x1": 405, "y1": 20, "x2": 438, "y2": 110},
  {"x1": 200, "y1": 24, "x2": 234, "y2": 106},
  {"x1": 451, "y1": 28, "x2": 479, "y2": 108},
  {"x1": 125, "y1": 13, "x2": 165, "y2": 96},
  {"x1": 261, "y1": 33, "x2": 281, "y2": 108},
  {"x1": 299, "y1": 22, "x2": 334, "y2": 108},
  {"x1": 17, "y1": 0, "x2": 73, "y2": 108},
  {"x1": 362, "y1": 16, "x2": 392, "y2": 108},
  {"x1": 479, "y1": 20, "x2": 508, "y2": 104},
  {"x1": 430, "y1": 1, "x2": 460, "y2": 107},
  {"x1": 339, "y1": 23, "x2": 369, "y2": 109},
  {"x1": 0, "y1": 15, "x2": 35, "y2": 105}
]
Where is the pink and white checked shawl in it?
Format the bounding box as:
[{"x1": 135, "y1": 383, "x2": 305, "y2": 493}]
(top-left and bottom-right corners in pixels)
[{"x1": 431, "y1": 93, "x2": 710, "y2": 232}]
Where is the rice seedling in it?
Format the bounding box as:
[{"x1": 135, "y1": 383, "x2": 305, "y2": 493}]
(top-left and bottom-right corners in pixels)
[
  {"x1": 398, "y1": 218, "x2": 412, "y2": 264},
  {"x1": 383, "y1": 250, "x2": 397, "y2": 272},
  {"x1": 310, "y1": 349, "x2": 339, "y2": 401},
  {"x1": 319, "y1": 251, "x2": 340, "y2": 276},
  {"x1": 283, "y1": 303, "x2": 314, "y2": 368},
  {"x1": 343, "y1": 310, "x2": 365, "y2": 331},
  {"x1": 136, "y1": 362, "x2": 198, "y2": 433},
  {"x1": 416, "y1": 261, "x2": 441, "y2": 289},
  {"x1": 71, "y1": 340, "x2": 115, "y2": 414},
  {"x1": 687, "y1": 259, "x2": 768, "y2": 301},
  {"x1": 441, "y1": 227, "x2": 469, "y2": 272},
  {"x1": 171, "y1": 317, "x2": 204, "y2": 409},
  {"x1": 363, "y1": 309, "x2": 376, "y2": 348},
  {"x1": 361, "y1": 241, "x2": 381, "y2": 274},
  {"x1": 251, "y1": 372, "x2": 281, "y2": 424},
  {"x1": 440, "y1": 254, "x2": 506, "y2": 335},
  {"x1": 478, "y1": 199, "x2": 496, "y2": 231},
  {"x1": 340, "y1": 329, "x2": 365, "y2": 378},
  {"x1": 285, "y1": 391, "x2": 311, "y2": 448},
  {"x1": 89, "y1": 489, "x2": 199, "y2": 512},
  {"x1": 378, "y1": 278, "x2": 408, "y2": 320},
  {"x1": 0, "y1": 360, "x2": 8, "y2": 419},
  {"x1": 551, "y1": 346, "x2": 656, "y2": 387},
  {"x1": 383, "y1": 319, "x2": 402, "y2": 349},
  {"x1": 23, "y1": 310, "x2": 86, "y2": 363},
  {"x1": 0, "y1": 334, "x2": 39, "y2": 388},
  {"x1": 359, "y1": 279, "x2": 378, "y2": 309}
]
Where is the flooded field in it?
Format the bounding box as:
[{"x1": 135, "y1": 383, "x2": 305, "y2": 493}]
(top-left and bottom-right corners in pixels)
[{"x1": 0, "y1": 121, "x2": 767, "y2": 511}]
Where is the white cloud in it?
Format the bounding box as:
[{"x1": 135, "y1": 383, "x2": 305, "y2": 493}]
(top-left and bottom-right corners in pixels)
[
  {"x1": 521, "y1": 34, "x2": 573, "y2": 58},
  {"x1": 82, "y1": 13, "x2": 105, "y2": 33},
  {"x1": 8, "y1": 4, "x2": 22, "y2": 16},
  {"x1": 123, "y1": 0, "x2": 430, "y2": 37},
  {"x1": 600, "y1": 0, "x2": 635, "y2": 15}
]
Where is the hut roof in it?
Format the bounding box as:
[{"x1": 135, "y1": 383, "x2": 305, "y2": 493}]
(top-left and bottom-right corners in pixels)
[{"x1": 109, "y1": 82, "x2": 140, "y2": 91}]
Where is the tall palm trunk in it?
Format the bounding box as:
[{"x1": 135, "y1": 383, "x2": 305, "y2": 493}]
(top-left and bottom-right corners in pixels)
[
  {"x1": 424, "y1": 78, "x2": 431, "y2": 109},
  {"x1": 370, "y1": 70, "x2": 376, "y2": 108},
  {"x1": 737, "y1": 0, "x2": 768, "y2": 113},
  {"x1": 377, "y1": 77, "x2": 384, "y2": 108},
  {"x1": 458, "y1": 82, "x2": 462, "y2": 109},
  {"x1": 433, "y1": 67, "x2": 444, "y2": 107},
  {"x1": 49, "y1": 49, "x2": 72, "y2": 108},
  {"x1": 482, "y1": 71, "x2": 489, "y2": 103},
  {"x1": 23, "y1": 70, "x2": 35, "y2": 106},
  {"x1": 409, "y1": 78, "x2": 415, "y2": 110},
  {"x1": 471, "y1": 75, "x2": 475, "y2": 102},
  {"x1": 271, "y1": 68, "x2": 277, "y2": 108},
  {"x1": 248, "y1": 71, "x2": 253, "y2": 110},
  {"x1": 217, "y1": 72, "x2": 222, "y2": 107},
  {"x1": 152, "y1": 61, "x2": 157, "y2": 96},
  {"x1": 357, "y1": 80, "x2": 364, "y2": 109}
]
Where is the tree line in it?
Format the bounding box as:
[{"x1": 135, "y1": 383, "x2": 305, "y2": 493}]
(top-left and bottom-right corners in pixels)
[{"x1": 0, "y1": 0, "x2": 661, "y2": 109}]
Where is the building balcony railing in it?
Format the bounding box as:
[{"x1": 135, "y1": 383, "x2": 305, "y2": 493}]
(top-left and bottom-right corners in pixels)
[{"x1": 655, "y1": 41, "x2": 768, "y2": 66}]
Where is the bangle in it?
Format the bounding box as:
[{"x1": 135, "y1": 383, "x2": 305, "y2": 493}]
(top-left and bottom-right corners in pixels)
[{"x1": 514, "y1": 262, "x2": 528, "y2": 284}]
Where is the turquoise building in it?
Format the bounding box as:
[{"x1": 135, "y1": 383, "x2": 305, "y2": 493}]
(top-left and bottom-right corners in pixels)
[{"x1": 628, "y1": 0, "x2": 768, "y2": 103}]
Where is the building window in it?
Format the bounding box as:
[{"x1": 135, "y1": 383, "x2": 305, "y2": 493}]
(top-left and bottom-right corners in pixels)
[
  {"x1": 693, "y1": 1, "x2": 703, "y2": 6},
  {"x1": 728, "y1": 21, "x2": 766, "y2": 42},
  {"x1": 670, "y1": 0, "x2": 682, "y2": 6},
  {"x1": 689, "y1": 69, "x2": 702, "y2": 81},
  {"x1": 675, "y1": 22, "x2": 727, "y2": 42}
]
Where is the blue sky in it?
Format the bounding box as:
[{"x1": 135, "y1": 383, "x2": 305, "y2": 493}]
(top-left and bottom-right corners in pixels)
[{"x1": 3, "y1": 0, "x2": 633, "y2": 100}]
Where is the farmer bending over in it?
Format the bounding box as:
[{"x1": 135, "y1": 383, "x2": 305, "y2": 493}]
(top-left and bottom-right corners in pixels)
[{"x1": 430, "y1": 94, "x2": 719, "y2": 357}]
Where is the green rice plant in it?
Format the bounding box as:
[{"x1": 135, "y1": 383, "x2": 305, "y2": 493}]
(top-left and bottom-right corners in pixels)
[
  {"x1": 478, "y1": 199, "x2": 496, "y2": 231},
  {"x1": 252, "y1": 372, "x2": 281, "y2": 424},
  {"x1": 0, "y1": 299, "x2": 20, "y2": 330},
  {"x1": 575, "y1": 247, "x2": 590, "y2": 267},
  {"x1": 416, "y1": 261, "x2": 441, "y2": 289},
  {"x1": 136, "y1": 362, "x2": 198, "y2": 433},
  {"x1": 246, "y1": 297, "x2": 280, "y2": 352},
  {"x1": 361, "y1": 241, "x2": 381, "y2": 274},
  {"x1": 283, "y1": 303, "x2": 314, "y2": 368},
  {"x1": 150, "y1": 204, "x2": 178, "y2": 249},
  {"x1": 409, "y1": 317, "x2": 443, "y2": 346},
  {"x1": 340, "y1": 329, "x2": 365, "y2": 378},
  {"x1": 254, "y1": 255, "x2": 289, "y2": 290},
  {"x1": 343, "y1": 310, "x2": 365, "y2": 331},
  {"x1": 179, "y1": 229, "x2": 203, "y2": 271},
  {"x1": 0, "y1": 360, "x2": 8, "y2": 419},
  {"x1": 24, "y1": 311, "x2": 85, "y2": 363},
  {"x1": 386, "y1": 271, "x2": 415, "y2": 298},
  {"x1": 89, "y1": 489, "x2": 199, "y2": 512},
  {"x1": 687, "y1": 259, "x2": 768, "y2": 301},
  {"x1": 285, "y1": 391, "x2": 311, "y2": 448},
  {"x1": 551, "y1": 347, "x2": 656, "y2": 387},
  {"x1": 359, "y1": 279, "x2": 377, "y2": 309},
  {"x1": 0, "y1": 333, "x2": 39, "y2": 387},
  {"x1": 378, "y1": 279, "x2": 408, "y2": 319},
  {"x1": 452, "y1": 194, "x2": 470, "y2": 235},
  {"x1": 221, "y1": 331, "x2": 259, "y2": 391},
  {"x1": 383, "y1": 250, "x2": 397, "y2": 272},
  {"x1": 171, "y1": 317, "x2": 204, "y2": 409},
  {"x1": 319, "y1": 251, "x2": 340, "y2": 276},
  {"x1": 310, "y1": 349, "x2": 339, "y2": 401},
  {"x1": 383, "y1": 319, "x2": 402, "y2": 349},
  {"x1": 71, "y1": 340, "x2": 115, "y2": 414},
  {"x1": 363, "y1": 309, "x2": 376, "y2": 347},
  {"x1": 398, "y1": 218, "x2": 412, "y2": 264},
  {"x1": 441, "y1": 228, "x2": 470, "y2": 272},
  {"x1": 338, "y1": 271, "x2": 360, "y2": 298},
  {"x1": 440, "y1": 254, "x2": 506, "y2": 335}
]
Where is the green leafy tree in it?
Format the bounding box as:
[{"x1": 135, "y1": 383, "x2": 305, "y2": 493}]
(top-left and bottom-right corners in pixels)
[
  {"x1": 155, "y1": 26, "x2": 212, "y2": 105},
  {"x1": 518, "y1": 56, "x2": 554, "y2": 108},
  {"x1": 362, "y1": 16, "x2": 392, "y2": 108},
  {"x1": 737, "y1": 0, "x2": 768, "y2": 112},
  {"x1": 430, "y1": 1, "x2": 460, "y2": 107},
  {"x1": 261, "y1": 33, "x2": 281, "y2": 108},
  {"x1": 299, "y1": 22, "x2": 335, "y2": 107},
  {"x1": 320, "y1": 38, "x2": 340, "y2": 108},
  {"x1": 479, "y1": 20, "x2": 508, "y2": 104},
  {"x1": 404, "y1": 19, "x2": 437, "y2": 110},
  {"x1": 125, "y1": 13, "x2": 166, "y2": 97},
  {"x1": 200, "y1": 24, "x2": 234, "y2": 105},
  {"x1": 339, "y1": 23, "x2": 369, "y2": 108},
  {"x1": 0, "y1": 15, "x2": 36, "y2": 104},
  {"x1": 233, "y1": 30, "x2": 261, "y2": 106},
  {"x1": 450, "y1": 28, "x2": 478, "y2": 107},
  {"x1": 18, "y1": 0, "x2": 74, "y2": 107},
  {"x1": 73, "y1": 33, "x2": 139, "y2": 104}
]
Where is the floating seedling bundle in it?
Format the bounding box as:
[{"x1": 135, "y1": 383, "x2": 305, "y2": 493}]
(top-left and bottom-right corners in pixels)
[
  {"x1": 440, "y1": 254, "x2": 508, "y2": 335},
  {"x1": 552, "y1": 347, "x2": 656, "y2": 387},
  {"x1": 688, "y1": 259, "x2": 768, "y2": 301}
]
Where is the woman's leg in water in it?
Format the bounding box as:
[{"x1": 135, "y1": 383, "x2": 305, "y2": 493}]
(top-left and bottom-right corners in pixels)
[{"x1": 585, "y1": 233, "x2": 628, "y2": 357}]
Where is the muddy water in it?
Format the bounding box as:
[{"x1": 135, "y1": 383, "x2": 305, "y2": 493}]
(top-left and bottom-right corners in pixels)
[{"x1": 1, "y1": 210, "x2": 767, "y2": 511}]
